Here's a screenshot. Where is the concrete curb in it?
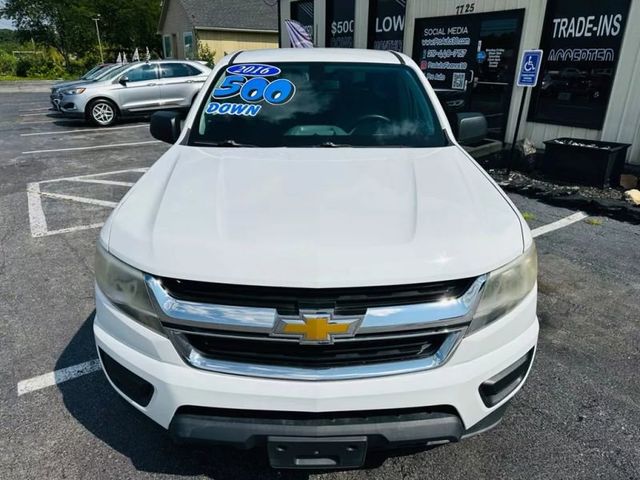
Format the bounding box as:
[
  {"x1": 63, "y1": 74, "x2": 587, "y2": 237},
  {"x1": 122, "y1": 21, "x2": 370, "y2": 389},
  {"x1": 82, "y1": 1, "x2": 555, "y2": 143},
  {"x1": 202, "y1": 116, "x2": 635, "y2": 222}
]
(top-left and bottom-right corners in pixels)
[{"x1": 0, "y1": 80, "x2": 58, "y2": 93}]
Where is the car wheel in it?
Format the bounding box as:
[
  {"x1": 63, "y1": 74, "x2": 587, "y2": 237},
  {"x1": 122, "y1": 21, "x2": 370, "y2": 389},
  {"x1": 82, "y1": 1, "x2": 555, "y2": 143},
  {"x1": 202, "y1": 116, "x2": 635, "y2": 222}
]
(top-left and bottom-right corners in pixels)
[{"x1": 88, "y1": 99, "x2": 117, "y2": 127}]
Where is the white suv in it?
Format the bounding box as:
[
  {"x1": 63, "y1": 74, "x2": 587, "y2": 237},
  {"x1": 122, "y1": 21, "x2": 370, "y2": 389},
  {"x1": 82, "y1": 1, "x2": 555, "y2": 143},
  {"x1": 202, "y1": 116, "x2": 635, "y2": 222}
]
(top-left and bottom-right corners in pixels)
[
  {"x1": 57, "y1": 60, "x2": 211, "y2": 126},
  {"x1": 94, "y1": 48, "x2": 538, "y2": 470}
]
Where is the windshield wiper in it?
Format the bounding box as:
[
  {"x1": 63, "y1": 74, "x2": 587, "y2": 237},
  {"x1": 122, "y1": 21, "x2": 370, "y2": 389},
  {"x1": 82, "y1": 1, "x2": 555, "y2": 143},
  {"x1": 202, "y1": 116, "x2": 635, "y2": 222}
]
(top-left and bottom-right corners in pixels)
[
  {"x1": 315, "y1": 141, "x2": 353, "y2": 147},
  {"x1": 197, "y1": 139, "x2": 257, "y2": 147}
]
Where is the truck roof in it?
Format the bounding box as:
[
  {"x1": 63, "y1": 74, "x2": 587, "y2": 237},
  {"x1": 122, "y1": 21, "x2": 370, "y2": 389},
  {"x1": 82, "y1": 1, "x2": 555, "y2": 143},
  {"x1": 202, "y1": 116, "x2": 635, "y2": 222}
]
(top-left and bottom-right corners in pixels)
[{"x1": 230, "y1": 48, "x2": 409, "y2": 65}]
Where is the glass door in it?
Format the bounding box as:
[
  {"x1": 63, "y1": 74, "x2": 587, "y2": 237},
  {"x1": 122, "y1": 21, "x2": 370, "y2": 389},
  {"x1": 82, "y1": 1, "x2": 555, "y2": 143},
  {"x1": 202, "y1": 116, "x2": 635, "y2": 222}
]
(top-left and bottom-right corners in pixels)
[{"x1": 413, "y1": 10, "x2": 524, "y2": 141}]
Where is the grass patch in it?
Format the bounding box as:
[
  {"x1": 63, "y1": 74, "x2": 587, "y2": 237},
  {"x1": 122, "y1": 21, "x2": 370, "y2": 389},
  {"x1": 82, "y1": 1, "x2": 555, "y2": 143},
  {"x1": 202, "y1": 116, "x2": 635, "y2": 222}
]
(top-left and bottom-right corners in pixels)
[
  {"x1": 521, "y1": 212, "x2": 536, "y2": 222},
  {"x1": 584, "y1": 217, "x2": 603, "y2": 226}
]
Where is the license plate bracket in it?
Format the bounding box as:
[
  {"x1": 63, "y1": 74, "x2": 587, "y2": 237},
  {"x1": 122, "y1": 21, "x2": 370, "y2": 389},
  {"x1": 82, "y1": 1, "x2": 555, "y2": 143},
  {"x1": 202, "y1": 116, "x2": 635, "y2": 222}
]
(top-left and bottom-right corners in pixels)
[{"x1": 267, "y1": 436, "x2": 367, "y2": 469}]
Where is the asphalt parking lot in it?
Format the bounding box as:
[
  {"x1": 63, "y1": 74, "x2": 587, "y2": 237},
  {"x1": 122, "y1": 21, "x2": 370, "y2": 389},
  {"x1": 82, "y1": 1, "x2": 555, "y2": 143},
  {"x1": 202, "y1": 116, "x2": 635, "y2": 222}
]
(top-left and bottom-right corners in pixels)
[{"x1": 0, "y1": 92, "x2": 638, "y2": 480}]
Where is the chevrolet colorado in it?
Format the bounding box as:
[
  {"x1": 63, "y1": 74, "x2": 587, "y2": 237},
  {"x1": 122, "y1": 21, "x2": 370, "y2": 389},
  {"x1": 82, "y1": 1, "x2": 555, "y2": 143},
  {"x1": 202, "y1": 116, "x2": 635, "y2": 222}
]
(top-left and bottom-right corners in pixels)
[{"x1": 94, "y1": 48, "x2": 538, "y2": 469}]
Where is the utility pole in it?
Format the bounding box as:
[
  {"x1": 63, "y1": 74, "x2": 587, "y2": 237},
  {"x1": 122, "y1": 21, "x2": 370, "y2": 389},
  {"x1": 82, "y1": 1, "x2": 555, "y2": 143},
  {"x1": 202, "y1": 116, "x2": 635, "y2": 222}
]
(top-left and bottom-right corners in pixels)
[{"x1": 92, "y1": 15, "x2": 104, "y2": 63}]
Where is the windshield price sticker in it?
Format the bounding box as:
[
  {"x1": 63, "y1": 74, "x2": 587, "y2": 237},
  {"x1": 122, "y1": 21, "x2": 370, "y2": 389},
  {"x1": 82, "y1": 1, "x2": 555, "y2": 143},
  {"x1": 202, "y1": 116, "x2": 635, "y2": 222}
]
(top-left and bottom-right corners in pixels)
[{"x1": 207, "y1": 64, "x2": 295, "y2": 117}]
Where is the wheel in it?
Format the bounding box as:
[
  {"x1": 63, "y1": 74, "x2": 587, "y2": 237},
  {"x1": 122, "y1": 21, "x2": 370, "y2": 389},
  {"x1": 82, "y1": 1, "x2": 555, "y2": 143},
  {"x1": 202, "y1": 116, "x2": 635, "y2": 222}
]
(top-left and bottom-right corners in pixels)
[{"x1": 88, "y1": 99, "x2": 117, "y2": 127}]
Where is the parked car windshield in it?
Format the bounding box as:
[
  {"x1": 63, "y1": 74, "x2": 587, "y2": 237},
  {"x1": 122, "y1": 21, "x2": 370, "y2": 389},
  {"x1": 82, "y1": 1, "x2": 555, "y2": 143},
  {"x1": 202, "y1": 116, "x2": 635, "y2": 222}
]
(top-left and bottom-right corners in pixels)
[
  {"x1": 99, "y1": 64, "x2": 137, "y2": 81},
  {"x1": 81, "y1": 65, "x2": 104, "y2": 80},
  {"x1": 190, "y1": 62, "x2": 446, "y2": 148},
  {"x1": 87, "y1": 65, "x2": 120, "y2": 81}
]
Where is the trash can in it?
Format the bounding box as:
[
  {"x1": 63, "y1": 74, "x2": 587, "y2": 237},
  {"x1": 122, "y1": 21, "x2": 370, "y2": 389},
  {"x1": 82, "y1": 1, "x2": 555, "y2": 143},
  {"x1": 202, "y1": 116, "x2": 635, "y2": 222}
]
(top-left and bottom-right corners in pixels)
[{"x1": 541, "y1": 138, "x2": 631, "y2": 188}]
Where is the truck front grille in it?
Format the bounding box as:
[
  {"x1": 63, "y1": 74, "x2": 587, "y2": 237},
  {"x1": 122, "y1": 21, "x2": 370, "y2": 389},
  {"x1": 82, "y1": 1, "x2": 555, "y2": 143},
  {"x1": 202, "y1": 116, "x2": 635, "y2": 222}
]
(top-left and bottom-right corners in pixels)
[
  {"x1": 159, "y1": 276, "x2": 475, "y2": 315},
  {"x1": 145, "y1": 274, "x2": 486, "y2": 380},
  {"x1": 177, "y1": 328, "x2": 449, "y2": 368}
]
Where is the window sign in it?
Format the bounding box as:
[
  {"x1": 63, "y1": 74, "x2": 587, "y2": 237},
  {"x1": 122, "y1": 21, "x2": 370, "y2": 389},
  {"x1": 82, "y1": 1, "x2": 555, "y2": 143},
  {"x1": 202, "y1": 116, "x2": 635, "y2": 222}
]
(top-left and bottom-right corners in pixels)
[
  {"x1": 413, "y1": 10, "x2": 524, "y2": 141},
  {"x1": 367, "y1": 0, "x2": 406, "y2": 51},
  {"x1": 412, "y1": 15, "x2": 479, "y2": 91},
  {"x1": 326, "y1": 0, "x2": 355, "y2": 48},
  {"x1": 291, "y1": 0, "x2": 314, "y2": 40},
  {"x1": 528, "y1": 0, "x2": 631, "y2": 129}
]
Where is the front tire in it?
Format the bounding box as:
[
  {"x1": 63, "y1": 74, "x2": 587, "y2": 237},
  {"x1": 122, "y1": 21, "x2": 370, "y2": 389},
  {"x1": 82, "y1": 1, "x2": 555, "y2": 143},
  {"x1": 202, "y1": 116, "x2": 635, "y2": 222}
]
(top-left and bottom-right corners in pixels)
[{"x1": 87, "y1": 99, "x2": 117, "y2": 127}]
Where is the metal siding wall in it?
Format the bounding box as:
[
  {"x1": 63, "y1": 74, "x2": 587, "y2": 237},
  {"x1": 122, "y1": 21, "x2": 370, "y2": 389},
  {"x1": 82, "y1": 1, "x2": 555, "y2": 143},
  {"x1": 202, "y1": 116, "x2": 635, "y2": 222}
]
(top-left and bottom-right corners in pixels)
[
  {"x1": 354, "y1": 0, "x2": 369, "y2": 48},
  {"x1": 316, "y1": 0, "x2": 326, "y2": 47},
  {"x1": 279, "y1": 0, "x2": 291, "y2": 47},
  {"x1": 602, "y1": 0, "x2": 640, "y2": 164},
  {"x1": 197, "y1": 31, "x2": 279, "y2": 63}
]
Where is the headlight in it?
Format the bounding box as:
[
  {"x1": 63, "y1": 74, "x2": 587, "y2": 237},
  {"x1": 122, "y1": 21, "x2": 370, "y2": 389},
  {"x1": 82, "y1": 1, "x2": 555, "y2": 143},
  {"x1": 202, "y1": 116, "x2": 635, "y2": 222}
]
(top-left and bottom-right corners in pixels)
[
  {"x1": 95, "y1": 243, "x2": 164, "y2": 335},
  {"x1": 467, "y1": 244, "x2": 537, "y2": 335},
  {"x1": 62, "y1": 87, "x2": 86, "y2": 95}
]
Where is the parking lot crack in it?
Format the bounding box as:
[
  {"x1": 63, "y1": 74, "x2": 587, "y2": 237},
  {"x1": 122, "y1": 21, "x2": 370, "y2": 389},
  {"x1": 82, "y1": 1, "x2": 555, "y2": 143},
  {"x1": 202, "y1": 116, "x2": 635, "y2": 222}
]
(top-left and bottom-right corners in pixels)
[{"x1": 60, "y1": 234, "x2": 94, "y2": 276}]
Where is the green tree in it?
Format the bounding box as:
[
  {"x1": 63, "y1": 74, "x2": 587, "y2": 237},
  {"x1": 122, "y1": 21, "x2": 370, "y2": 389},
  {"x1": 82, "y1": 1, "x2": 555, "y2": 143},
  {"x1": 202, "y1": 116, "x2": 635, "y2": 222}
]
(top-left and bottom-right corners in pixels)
[
  {"x1": 0, "y1": 28, "x2": 16, "y2": 44},
  {"x1": 95, "y1": 0, "x2": 161, "y2": 58},
  {"x1": 1, "y1": 0, "x2": 161, "y2": 65}
]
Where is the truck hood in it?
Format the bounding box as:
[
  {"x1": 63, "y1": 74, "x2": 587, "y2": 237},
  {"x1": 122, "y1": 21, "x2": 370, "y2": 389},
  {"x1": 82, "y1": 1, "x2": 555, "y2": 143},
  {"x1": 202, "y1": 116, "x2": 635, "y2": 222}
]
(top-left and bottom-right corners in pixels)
[{"x1": 106, "y1": 146, "x2": 526, "y2": 287}]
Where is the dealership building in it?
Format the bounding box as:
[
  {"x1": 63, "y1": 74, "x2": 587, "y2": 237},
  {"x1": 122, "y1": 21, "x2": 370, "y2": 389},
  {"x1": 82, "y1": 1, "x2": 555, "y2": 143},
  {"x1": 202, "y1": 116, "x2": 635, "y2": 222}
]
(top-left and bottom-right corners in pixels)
[{"x1": 278, "y1": 0, "x2": 640, "y2": 167}]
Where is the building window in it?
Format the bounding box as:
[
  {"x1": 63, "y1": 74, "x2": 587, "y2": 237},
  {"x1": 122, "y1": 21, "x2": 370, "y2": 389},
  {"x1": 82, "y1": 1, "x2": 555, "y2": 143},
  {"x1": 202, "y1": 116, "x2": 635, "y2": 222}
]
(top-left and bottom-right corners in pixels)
[
  {"x1": 367, "y1": 0, "x2": 406, "y2": 51},
  {"x1": 163, "y1": 34, "x2": 173, "y2": 59},
  {"x1": 325, "y1": 0, "x2": 355, "y2": 48},
  {"x1": 183, "y1": 32, "x2": 194, "y2": 59},
  {"x1": 528, "y1": 0, "x2": 631, "y2": 129},
  {"x1": 291, "y1": 0, "x2": 314, "y2": 41}
]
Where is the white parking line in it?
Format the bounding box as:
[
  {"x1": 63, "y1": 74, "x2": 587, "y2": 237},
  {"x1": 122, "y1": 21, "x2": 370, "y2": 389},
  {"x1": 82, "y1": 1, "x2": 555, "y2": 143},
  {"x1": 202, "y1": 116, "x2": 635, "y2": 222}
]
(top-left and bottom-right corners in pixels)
[
  {"x1": 20, "y1": 120, "x2": 59, "y2": 125},
  {"x1": 35, "y1": 222, "x2": 107, "y2": 237},
  {"x1": 18, "y1": 107, "x2": 51, "y2": 113},
  {"x1": 27, "y1": 167, "x2": 148, "y2": 237},
  {"x1": 70, "y1": 178, "x2": 136, "y2": 187},
  {"x1": 26, "y1": 183, "x2": 48, "y2": 236},
  {"x1": 19, "y1": 112, "x2": 55, "y2": 117},
  {"x1": 22, "y1": 140, "x2": 161, "y2": 155},
  {"x1": 17, "y1": 360, "x2": 101, "y2": 396},
  {"x1": 20, "y1": 124, "x2": 147, "y2": 137},
  {"x1": 5, "y1": 101, "x2": 45, "y2": 107},
  {"x1": 39, "y1": 191, "x2": 119, "y2": 208},
  {"x1": 531, "y1": 212, "x2": 588, "y2": 238}
]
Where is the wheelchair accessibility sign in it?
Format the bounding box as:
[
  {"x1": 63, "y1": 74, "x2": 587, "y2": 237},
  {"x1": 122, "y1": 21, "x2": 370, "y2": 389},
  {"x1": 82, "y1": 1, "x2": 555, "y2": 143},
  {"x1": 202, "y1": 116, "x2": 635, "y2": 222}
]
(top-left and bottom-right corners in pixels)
[{"x1": 517, "y1": 49, "x2": 543, "y2": 87}]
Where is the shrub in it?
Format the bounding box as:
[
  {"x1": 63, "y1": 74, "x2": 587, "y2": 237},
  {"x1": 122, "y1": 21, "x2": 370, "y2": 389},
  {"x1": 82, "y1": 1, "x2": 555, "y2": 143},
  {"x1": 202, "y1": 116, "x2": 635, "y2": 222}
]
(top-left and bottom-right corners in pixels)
[
  {"x1": 27, "y1": 56, "x2": 65, "y2": 78},
  {"x1": 15, "y1": 55, "x2": 35, "y2": 77},
  {"x1": 196, "y1": 43, "x2": 215, "y2": 68},
  {"x1": 16, "y1": 54, "x2": 65, "y2": 78},
  {"x1": 0, "y1": 51, "x2": 17, "y2": 76}
]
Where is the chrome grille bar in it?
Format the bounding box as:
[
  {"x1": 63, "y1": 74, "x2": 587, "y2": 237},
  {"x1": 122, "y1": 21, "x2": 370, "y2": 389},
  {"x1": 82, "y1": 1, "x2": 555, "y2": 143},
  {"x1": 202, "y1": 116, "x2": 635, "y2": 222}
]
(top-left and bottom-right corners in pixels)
[{"x1": 145, "y1": 275, "x2": 487, "y2": 334}]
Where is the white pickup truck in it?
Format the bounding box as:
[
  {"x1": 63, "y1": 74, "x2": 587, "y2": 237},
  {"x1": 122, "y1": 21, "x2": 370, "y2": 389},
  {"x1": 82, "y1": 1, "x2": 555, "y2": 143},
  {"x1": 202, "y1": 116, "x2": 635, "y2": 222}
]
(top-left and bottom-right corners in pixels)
[{"x1": 94, "y1": 48, "x2": 538, "y2": 470}]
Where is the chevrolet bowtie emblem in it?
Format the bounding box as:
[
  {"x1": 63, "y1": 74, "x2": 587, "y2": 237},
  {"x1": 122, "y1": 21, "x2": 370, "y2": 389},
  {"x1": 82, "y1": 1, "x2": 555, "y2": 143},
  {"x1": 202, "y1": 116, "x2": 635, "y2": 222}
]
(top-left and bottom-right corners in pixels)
[{"x1": 272, "y1": 310, "x2": 362, "y2": 344}]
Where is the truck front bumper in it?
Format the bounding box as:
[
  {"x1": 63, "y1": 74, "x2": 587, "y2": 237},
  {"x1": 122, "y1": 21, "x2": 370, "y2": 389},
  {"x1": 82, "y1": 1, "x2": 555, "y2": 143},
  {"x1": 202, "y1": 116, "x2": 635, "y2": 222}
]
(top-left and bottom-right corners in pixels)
[{"x1": 94, "y1": 286, "x2": 538, "y2": 461}]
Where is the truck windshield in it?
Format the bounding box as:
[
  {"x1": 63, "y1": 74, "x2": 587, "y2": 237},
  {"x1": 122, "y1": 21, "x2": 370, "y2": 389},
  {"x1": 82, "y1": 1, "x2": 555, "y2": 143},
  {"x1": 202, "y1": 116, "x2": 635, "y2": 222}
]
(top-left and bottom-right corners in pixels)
[{"x1": 190, "y1": 62, "x2": 446, "y2": 148}]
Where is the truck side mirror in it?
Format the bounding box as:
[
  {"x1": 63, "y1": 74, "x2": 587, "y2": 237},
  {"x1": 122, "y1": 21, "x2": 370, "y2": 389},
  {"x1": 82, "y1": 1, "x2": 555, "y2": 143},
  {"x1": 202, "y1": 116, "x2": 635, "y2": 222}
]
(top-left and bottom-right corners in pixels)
[
  {"x1": 456, "y1": 113, "x2": 488, "y2": 146},
  {"x1": 150, "y1": 111, "x2": 183, "y2": 144}
]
